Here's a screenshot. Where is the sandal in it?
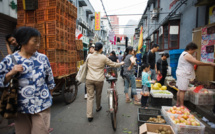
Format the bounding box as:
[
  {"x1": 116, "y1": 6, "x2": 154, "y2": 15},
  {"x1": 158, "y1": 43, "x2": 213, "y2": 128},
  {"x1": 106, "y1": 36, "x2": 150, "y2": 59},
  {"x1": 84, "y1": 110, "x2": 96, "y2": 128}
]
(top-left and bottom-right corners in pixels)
[
  {"x1": 126, "y1": 98, "x2": 132, "y2": 103},
  {"x1": 133, "y1": 101, "x2": 141, "y2": 106}
]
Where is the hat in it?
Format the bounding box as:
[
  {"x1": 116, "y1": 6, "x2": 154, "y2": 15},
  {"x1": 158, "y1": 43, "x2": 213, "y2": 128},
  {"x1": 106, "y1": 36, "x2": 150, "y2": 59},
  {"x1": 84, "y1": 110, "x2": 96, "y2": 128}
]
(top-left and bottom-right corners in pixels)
[{"x1": 89, "y1": 44, "x2": 95, "y2": 48}]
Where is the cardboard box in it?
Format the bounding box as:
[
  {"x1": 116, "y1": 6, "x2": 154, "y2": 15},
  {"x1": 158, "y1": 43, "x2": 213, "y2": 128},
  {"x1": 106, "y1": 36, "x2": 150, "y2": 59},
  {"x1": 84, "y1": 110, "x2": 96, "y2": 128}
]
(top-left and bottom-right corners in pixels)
[{"x1": 139, "y1": 123, "x2": 175, "y2": 134}]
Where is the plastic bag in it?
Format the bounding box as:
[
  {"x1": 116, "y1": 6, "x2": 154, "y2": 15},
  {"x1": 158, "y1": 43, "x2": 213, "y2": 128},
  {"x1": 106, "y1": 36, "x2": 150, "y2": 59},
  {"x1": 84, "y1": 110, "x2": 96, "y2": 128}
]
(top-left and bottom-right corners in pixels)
[{"x1": 142, "y1": 85, "x2": 150, "y2": 96}]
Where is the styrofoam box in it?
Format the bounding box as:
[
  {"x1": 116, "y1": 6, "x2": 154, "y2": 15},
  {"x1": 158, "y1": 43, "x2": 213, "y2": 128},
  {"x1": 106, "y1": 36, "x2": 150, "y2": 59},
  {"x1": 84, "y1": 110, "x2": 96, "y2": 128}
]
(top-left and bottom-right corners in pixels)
[
  {"x1": 189, "y1": 90, "x2": 214, "y2": 105},
  {"x1": 167, "y1": 114, "x2": 205, "y2": 134},
  {"x1": 150, "y1": 90, "x2": 174, "y2": 98},
  {"x1": 161, "y1": 106, "x2": 190, "y2": 118}
]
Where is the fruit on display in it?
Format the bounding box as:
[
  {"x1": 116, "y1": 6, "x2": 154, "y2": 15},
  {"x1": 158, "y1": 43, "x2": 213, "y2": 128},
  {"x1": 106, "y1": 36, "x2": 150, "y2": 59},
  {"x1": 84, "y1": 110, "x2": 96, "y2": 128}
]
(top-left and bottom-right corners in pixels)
[
  {"x1": 154, "y1": 126, "x2": 172, "y2": 134},
  {"x1": 152, "y1": 83, "x2": 163, "y2": 90},
  {"x1": 161, "y1": 86, "x2": 167, "y2": 90},
  {"x1": 199, "y1": 89, "x2": 209, "y2": 93},
  {"x1": 147, "y1": 115, "x2": 166, "y2": 124},
  {"x1": 170, "y1": 114, "x2": 200, "y2": 126},
  {"x1": 167, "y1": 106, "x2": 190, "y2": 115}
]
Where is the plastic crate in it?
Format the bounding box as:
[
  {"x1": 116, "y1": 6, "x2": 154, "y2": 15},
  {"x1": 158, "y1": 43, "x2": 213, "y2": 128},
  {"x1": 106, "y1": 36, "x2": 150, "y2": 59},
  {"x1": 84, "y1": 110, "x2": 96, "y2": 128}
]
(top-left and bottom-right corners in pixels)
[
  {"x1": 138, "y1": 108, "x2": 161, "y2": 115},
  {"x1": 46, "y1": 50, "x2": 61, "y2": 63},
  {"x1": 170, "y1": 58, "x2": 179, "y2": 64},
  {"x1": 26, "y1": 11, "x2": 36, "y2": 24},
  {"x1": 151, "y1": 97, "x2": 172, "y2": 107},
  {"x1": 169, "y1": 49, "x2": 184, "y2": 55},
  {"x1": 39, "y1": 36, "x2": 46, "y2": 50},
  {"x1": 189, "y1": 90, "x2": 214, "y2": 105},
  {"x1": 170, "y1": 54, "x2": 180, "y2": 59},
  {"x1": 17, "y1": 0, "x2": 23, "y2": 11},
  {"x1": 47, "y1": 0, "x2": 61, "y2": 7},
  {"x1": 170, "y1": 63, "x2": 178, "y2": 68},
  {"x1": 36, "y1": 9, "x2": 46, "y2": 22},
  {"x1": 46, "y1": 35, "x2": 61, "y2": 49},
  {"x1": 38, "y1": 0, "x2": 48, "y2": 9},
  {"x1": 167, "y1": 114, "x2": 205, "y2": 134},
  {"x1": 46, "y1": 21, "x2": 60, "y2": 35},
  {"x1": 17, "y1": 10, "x2": 26, "y2": 24},
  {"x1": 36, "y1": 22, "x2": 46, "y2": 35},
  {"x1": 25, "y1": 23, "x2": 36, "y2": 28},
  {"x1": 46, "y1": 7, "x2": 60, "y2": 21},
  {"x1": 50, "y1": 63, "x2": 58, "y2": 77},
  {"x1": 138, "y1": 114, "x2": 166, "y2": 127}
]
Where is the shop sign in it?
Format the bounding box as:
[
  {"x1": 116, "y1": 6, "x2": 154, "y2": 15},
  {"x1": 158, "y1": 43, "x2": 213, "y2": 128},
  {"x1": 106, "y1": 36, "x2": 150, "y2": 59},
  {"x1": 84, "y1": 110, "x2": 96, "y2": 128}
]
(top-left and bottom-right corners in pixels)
[
  {"x1": 169, "y1": 0, "x2": 179, "y2": 9},
  {"x1": 95, "y1": 12, "x2": 100, "y2": 31},
  {"x1": 82, "y1": 36, "x2": 89, "y2": 44},
  {"x1": 209, "y1": 5, "x2": 215, "y2": 24},
  {"x1": 151, "y1": 34, "x2": 154, "y2": 42}
]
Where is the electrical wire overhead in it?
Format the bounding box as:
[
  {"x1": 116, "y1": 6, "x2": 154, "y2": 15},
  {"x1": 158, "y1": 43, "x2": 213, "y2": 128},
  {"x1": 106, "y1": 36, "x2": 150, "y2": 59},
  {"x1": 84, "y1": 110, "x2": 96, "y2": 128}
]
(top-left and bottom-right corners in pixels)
[{"x1": 100, "y1": 0, "x2": 112, "y2": 30}]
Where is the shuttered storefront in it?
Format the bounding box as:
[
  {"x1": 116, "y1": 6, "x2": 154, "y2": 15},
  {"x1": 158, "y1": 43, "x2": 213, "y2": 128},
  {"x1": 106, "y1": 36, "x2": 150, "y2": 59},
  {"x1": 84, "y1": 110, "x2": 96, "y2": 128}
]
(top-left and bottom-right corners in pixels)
[{"x1": 0, "y1": 14, "x2": 16, "y2": 61}]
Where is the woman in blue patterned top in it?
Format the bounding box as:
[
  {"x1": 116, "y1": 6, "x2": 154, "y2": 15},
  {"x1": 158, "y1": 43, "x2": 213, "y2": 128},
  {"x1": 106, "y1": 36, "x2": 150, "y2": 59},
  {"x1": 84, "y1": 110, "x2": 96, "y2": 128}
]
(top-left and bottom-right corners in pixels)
[{"x1": 0, "y1": 27, "x2": 55, "y2": 134}]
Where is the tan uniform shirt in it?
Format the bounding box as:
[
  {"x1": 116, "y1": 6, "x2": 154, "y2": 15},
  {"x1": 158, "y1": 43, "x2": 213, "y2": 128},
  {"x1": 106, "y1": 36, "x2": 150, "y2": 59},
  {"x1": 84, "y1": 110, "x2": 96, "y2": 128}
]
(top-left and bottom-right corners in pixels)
[{"x1": 86, "y1": 52, "x2": 122, "y2": 81}]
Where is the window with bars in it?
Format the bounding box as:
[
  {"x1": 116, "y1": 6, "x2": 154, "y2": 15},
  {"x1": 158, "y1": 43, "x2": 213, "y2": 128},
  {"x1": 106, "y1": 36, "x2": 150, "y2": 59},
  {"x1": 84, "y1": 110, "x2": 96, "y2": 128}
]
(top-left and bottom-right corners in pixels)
[{"x1": 158, "y1": 20, "x2": 180, "y2": 50}]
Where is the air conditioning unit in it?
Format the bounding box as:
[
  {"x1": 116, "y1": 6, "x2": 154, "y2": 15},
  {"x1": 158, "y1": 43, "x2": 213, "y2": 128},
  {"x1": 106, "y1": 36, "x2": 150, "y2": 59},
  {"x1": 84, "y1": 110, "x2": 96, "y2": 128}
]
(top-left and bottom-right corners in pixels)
[
  {"x1": 83, "y1": 29, "x2": 87, "y2": 36},
  {"x1": 78, "y1": 25, "x2": 82, "y2": 33},
  {"x1": 151, "y1": 8, "x2": 159, "y2": 19}
]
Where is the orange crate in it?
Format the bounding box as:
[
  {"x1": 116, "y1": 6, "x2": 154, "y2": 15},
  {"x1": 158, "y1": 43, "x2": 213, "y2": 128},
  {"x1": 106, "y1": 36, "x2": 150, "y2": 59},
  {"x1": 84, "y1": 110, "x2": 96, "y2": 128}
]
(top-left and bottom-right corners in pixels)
[
  {"x1": 46, "y1": 50, "x2": 61, "y2": 63},
  {"x1": 46, "y1": 7, "x2": 60, "y2": 21},
  {"x1": 16, "y1": 24, "x2": 25, "y2": 28},
  {"x1": 46, "y1": 21, "x2": 60, "y2": 35},
  {"x1": 17, "y1": 10, "x2": 26, "y2": 24},
  {"x1": 36, "y1": 9, "x2": 46, "y2": 22},
  {"x1": 25, "y1": 23, "x2": 36, "y2": 28},
  {"x1": 17, "y1": 0, "x2": 23, "y2": 11},
  {"x1": 26, "y1": 11, "x2": 36, "y2": 24},
  {"x1": 50, "y1": 63, "x2": 58, "y2": 77},
  {"x1": 60, "y1": 3, "x2": 65, "y2": 15},
  {"x1": 47, "y1": 0, "x2": 61, "y2": 7},
  {"x1": 38, "y1": 0, "x2": 48, "y2": 9},
  {"x1": 36, "y1": 22, "x2": 46, "y2": 35},
  {"x1": 39, "y1": 36, "x2": 46, "y2": 50},
  {"x1": 38, "y1": 49, "x2": 46, "y2": 55},
  {"x1": 46, "y1": 35, "x2": 61, "y2": 49}
]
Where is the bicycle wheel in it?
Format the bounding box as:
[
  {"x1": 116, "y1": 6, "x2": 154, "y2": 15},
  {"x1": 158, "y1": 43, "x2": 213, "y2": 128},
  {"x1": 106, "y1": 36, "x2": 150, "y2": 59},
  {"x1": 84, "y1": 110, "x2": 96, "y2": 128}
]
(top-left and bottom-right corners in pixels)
[{"x1": 111, "y1": 91, "x2": 117, "y2": 131}]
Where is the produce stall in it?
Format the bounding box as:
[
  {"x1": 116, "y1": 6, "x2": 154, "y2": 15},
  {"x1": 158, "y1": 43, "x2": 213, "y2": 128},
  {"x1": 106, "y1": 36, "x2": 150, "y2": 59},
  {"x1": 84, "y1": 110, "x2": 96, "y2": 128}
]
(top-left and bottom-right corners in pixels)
[{"x1": 16, "y1": 0, "x2": 83, "y2": 104}]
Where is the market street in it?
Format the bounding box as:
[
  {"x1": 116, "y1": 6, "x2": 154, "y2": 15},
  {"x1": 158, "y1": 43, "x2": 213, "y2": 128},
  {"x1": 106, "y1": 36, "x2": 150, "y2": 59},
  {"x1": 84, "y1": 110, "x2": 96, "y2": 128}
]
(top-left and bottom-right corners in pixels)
[{"x1": 51, "y1": 76, "x2": 139, "y2": 134}]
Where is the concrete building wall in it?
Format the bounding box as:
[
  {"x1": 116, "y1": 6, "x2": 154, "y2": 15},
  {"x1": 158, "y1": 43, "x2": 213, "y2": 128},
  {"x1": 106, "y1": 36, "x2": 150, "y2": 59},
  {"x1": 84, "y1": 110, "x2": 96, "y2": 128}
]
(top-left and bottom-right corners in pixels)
[{"x1": 0, "y1": 0, "x2": 17, "y2": 19}]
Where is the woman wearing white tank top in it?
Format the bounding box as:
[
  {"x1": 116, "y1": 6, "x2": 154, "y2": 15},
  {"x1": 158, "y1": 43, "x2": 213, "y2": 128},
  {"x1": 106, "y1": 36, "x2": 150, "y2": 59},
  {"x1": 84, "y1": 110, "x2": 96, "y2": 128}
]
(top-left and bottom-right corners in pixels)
[{"x1": 176, "y1": 42, "x2": 215, "y2": 107}]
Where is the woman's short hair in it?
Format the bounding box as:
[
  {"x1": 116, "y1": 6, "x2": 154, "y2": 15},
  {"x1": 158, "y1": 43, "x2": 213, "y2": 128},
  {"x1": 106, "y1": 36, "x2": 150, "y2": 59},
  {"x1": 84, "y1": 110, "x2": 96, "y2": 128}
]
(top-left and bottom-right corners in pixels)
[
  {"x1": 14, "y1": 27, "x2": 41, "y2": 46},
  {"x1": 110, "y1": 51, "x2": 116, "y2": 56},
  {"x1": 125, "y1": 46, "x2": 133, "y2": 54},
  {"x1": 95, "y1": 42, "x2": 103, "y2": 51},
  {"x1": 185, "y1": 42, "x2": 198, "y2": 51}
]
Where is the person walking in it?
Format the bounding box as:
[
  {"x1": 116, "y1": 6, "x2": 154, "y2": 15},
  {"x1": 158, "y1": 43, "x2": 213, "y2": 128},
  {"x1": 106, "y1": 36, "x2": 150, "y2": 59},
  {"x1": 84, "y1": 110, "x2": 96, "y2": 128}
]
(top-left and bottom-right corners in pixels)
[
  {"x1": 146, "y1": 44, "x2": 159, "y2": 80},
  {"x1": 123, "y1": 46, "x2": 140, "y2": 105},
  {"x1": 157, "y1": 53, "x2": 169, "y2": 85},
  {"x1": 176, "y1": 42, "x2": 215, "y2": 107},
  {"x1": 117, "y1": 52, "x2": 123, "y2": 63},
  {"x1": 86, "y1": 42, "x2": 124, "y2": 122},
  {"x1": 108, "y1": 51, "x2": 119, "y2": 62},
  {"x1": 0, "y1": 27, "x2": 55, "y2": 134},
  {"x1": 84, "y1": 44, "x2": 95, "y2": 99}
]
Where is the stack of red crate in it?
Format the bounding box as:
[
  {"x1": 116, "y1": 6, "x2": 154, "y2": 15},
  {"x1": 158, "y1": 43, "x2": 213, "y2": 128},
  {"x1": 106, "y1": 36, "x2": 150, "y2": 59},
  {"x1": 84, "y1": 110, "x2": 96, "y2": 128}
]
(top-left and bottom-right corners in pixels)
[{"x1": 16, "y1": 0, "x2": 78, "y2": 76}]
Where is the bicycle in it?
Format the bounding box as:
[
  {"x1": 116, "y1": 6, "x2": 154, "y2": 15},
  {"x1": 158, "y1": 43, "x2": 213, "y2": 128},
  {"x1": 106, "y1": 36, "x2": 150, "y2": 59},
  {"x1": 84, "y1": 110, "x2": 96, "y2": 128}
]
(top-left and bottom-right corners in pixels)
[{"x1": 105, "y1": 67, "x2": 118, "y2": 131}]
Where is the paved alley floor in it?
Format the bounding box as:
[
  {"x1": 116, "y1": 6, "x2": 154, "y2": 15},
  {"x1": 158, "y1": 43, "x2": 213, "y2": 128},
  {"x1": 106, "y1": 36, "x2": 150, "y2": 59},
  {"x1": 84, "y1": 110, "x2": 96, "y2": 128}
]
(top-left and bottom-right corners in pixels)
[{"x1": 50, "y1": 76, "x2": 139, "y2": 134}]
